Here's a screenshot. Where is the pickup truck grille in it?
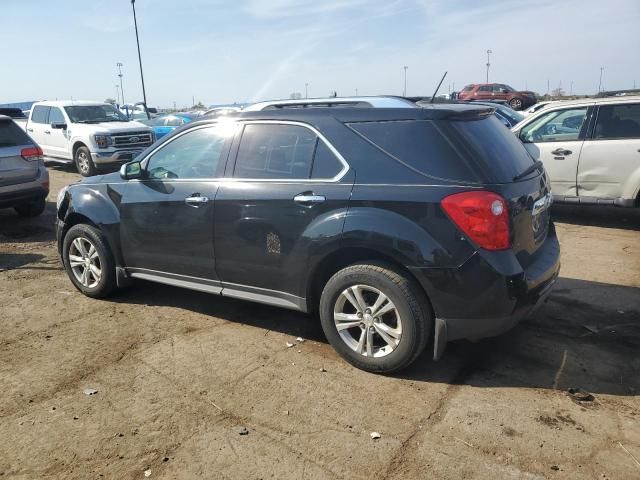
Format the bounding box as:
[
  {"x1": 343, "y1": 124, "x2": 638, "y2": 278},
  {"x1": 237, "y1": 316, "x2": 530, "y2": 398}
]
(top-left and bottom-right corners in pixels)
[{"x1": 112, "y1": 131, "x2": 153, "y2": 149}]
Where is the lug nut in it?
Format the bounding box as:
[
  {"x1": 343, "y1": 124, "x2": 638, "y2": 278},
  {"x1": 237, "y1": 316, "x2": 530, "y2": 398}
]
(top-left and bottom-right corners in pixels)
[
  {"x1": 357, "y1": 312, "x2": 363, "y2": 318},
  {"x1": 359, "y1": 322, "x2": 365, "y2": 328}
]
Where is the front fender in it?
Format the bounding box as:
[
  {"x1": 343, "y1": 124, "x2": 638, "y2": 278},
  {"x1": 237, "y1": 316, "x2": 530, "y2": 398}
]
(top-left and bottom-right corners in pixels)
[{"x1": 60, "y1": 183, "x2": 125, "y2": 265}]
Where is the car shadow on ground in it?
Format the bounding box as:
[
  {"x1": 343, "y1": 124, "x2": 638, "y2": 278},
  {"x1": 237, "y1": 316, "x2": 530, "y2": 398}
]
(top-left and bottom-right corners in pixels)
[
  {"x1": 552, "y1": 204, "x2": 640, "y2": 231},
  {"x1": 110, "y1": 275, "x2": 639, "y2": 397}
]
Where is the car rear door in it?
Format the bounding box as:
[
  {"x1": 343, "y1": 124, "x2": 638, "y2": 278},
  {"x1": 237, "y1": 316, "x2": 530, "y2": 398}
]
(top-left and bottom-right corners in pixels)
[
  {"x1": 214, "y1": 121, "x2": 353, "y2": 307},
  {"x1": 576, "y1": 102, "x2": 640, "y2": 201},
  {"x1": 0, "y1": 118, "x2": 40, "y2": 187},
  {"x1": 120, "y1": 124, "x2": 234, "y2": 282},
  {"x1": 515, "y1": 105, "x2": 592, "y2": 198},
  {"x1": 27, "y1": 105, "x2": 50, "y2": 155}
]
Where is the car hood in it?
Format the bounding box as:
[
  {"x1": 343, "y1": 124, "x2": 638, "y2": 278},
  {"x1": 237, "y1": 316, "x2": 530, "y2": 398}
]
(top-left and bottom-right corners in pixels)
[{"x1": 72, "y1": 120, "x2": 151, "y2": 134}]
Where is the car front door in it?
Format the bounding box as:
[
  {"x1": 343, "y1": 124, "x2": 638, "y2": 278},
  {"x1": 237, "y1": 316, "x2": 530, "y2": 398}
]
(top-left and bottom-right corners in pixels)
[
  {"x1": 27, "y1": 105, "x2": 50, "y2": 154},
  {"x1": 119, "y1": 124, "x2": 234, "y2": 284},
  {"x1": 516, "y1": 105, "x2": 592, "y2": 198},
  {"x1": 214, "y1": 121, "x2": 353, "y2": 309},
  {"x1": 576, "y1": 102, "x2": 640, "y2": 201},
  {"x1": 46, "y1": 107, "x2": 69, "y2": 158}
]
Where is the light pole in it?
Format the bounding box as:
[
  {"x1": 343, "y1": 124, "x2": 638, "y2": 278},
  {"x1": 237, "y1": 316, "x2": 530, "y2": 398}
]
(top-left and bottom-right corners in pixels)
[
  {"x1": 403, "y1": 66, "x2": 408, "y2": 96},
  {"x1": 485, "y1": 50, "x2": 492, "y2": 83},
  {"x1": 116, "y1": 62, "x2": 125, "y2": 106},
  {"x1": 115, "y1": 84, "x2": 120, "y2": 105},
  {"x1": 570, "y1": 80, "x2": 573, "y2": 96},
  {"x1": 131, "y1": 0, "x2": 148, "y2": 110},
  {"x1": 305, "y1": 82, "x2": 309, "y2": 99},
  {"x1": 598, "y1": 67, "x2": 604, "y2": 93}
]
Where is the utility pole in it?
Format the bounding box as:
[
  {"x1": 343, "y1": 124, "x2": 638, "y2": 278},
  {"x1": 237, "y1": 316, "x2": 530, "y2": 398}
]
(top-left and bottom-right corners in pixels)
[
  {"x1": 403, "y1": 66, "x2": 408, "y2": 96},
  {"x1": 485, "y1": 50, "x2": 492, "y2": 83},
  {"x1": 570, "y1": 80, "x2": 573, "y2": 96},
  {"x1": 305, "y1": 82, "x2": 309, "y2": 99},
  {"x1": 116, "y1": 62, "x2": 125, "y2": 106},
  {"x1": 131, "y1": 0, "x2": 148, "y2": 110},
  {"x1": 547, "y1": 79, "x2": 550, "y2": 96},
  {"x1": 192, "y1": 96, "x2": 195, "y2": 107},
  {"x1": 355, "y1": 88, "x2": 358, "y2": 96},
  {"x1": 598, "y1": 67, "x2": 604, "y2": 93}
]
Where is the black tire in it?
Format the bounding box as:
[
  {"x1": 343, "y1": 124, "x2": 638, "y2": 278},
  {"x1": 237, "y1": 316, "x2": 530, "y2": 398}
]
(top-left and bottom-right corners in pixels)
[
  {"x1": 319, "y1": 263, "x2": 432, "y2": 373},
  {"x1": 74, "y1": 145, "x2": 96, "y2": 177},
  {"x1": 14, "y1": 197, "x2": 46, "y2": 217},
  {"x1": 62, "y1": 224, "x2": 117, "y2": 298},
  {"x1": 509, "y1": 97, "x2": 523, "y2": 110}
]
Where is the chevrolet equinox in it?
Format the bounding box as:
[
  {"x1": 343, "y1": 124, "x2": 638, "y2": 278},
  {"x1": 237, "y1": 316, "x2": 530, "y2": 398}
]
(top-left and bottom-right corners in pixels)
[{"x1": 56, "y1": 104, "x2": 560, "y2": 373}]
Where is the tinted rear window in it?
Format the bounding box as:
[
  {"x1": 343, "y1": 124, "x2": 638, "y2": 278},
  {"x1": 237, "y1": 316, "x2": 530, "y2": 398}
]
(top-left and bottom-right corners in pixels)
[
  {"x1": 0, "y1": 120, "x2": 32, "y2": 147},
  {"x1": 349, "y1": 117, "x2": 535, "y2": 183}
]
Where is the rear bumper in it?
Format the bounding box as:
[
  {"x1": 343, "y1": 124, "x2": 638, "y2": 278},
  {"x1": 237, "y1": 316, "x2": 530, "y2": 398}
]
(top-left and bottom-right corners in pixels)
[
  {"x1": 410, "y1": 229, "x2": 561, "y2": 359},
  {"x1": 0, "y1": 167, "x2": 49, "y2": 208}
]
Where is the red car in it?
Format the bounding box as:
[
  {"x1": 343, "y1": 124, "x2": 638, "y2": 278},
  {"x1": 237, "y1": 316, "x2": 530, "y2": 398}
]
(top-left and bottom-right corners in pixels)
[{"x1": 457, "y1": 83, "x2": 536, "y2": 110}]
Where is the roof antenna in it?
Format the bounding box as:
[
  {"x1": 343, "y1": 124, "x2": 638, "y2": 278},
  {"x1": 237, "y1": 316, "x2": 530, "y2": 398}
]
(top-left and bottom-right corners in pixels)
[{"x1": 430, "y1": 71, "x2": 448, "y2": 103}]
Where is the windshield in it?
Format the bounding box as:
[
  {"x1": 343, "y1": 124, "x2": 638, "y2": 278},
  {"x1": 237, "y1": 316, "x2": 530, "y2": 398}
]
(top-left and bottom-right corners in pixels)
[{"x1": 64, "y1": 105, "x2": 129, "y2": 123}]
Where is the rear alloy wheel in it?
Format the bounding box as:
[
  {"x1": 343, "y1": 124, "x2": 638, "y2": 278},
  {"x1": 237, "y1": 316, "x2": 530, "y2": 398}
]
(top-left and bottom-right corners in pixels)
[
  {"x1": 319, "y1": 263, "x2": 431, "y2": 373},
  {"x1": 509, "y1": 97, "x2": 523, "y2": 110},
  {"x1": 62, "y1": 224, "x2": 116, "y2": 298},
  {"x1": 14, "y1": 197, "x2": 46, "y2": 217},
  {"x1": 74, "y1": 146, "x2": 97, "y2": 177}
]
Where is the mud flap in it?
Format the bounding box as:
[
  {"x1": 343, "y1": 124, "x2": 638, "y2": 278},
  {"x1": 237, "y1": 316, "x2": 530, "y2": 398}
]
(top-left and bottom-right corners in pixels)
[{"x1": 433, "y1": 317, "x2": 448, "y2": 360}]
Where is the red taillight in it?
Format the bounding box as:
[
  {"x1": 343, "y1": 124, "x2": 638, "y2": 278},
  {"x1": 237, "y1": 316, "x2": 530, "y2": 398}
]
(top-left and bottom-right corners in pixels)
[
  {"x1": 441, "y1": 191, "x2": 510, "y2": 250},
  {"x1": 21, "y1": 146, "x2": 43, "y2": 162}
]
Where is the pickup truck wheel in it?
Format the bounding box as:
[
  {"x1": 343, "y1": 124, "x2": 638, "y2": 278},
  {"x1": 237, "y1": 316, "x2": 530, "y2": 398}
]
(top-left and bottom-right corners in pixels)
[
  {"x1": 14, "y1": 197, "x2": 46, "y2": 217},
  {"x1": 62, "y1": 224, "x2": 116, "y2": 298},
  {"x1": 75, "y1": 146, "x2": 96, "y2": 177},
  {"x1": 319, "y1": 263, "x2": 431, "y2": 373},
  {"x1": 509, "y1": 97, "x2": 523, "y2": 110}
]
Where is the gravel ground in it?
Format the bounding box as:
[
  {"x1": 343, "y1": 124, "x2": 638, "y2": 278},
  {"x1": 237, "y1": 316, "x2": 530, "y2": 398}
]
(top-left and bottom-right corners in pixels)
[{"x1": 1, "y1": 166, "x2": 639, "y2": 480}]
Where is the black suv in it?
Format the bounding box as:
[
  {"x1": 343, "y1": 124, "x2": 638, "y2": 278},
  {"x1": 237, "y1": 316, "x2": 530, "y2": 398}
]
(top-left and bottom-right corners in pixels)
[{"x1": 56, "y1": 105, "x2": 560, "y2": 373}]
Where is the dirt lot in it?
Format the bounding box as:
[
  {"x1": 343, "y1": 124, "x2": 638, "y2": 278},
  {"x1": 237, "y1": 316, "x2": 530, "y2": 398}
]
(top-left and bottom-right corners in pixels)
[{"x1": 1, "y1": 166, "x2": 639, "y2": 480}]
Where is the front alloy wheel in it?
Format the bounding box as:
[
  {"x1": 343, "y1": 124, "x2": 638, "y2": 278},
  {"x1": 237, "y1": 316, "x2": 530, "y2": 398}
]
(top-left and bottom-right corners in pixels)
[
  {"x1": 334, "y1": 285, "x2": 402, "y2": 358},
  {"x1": 68, "y1": 237, "x2": 102, "y2": 288}
]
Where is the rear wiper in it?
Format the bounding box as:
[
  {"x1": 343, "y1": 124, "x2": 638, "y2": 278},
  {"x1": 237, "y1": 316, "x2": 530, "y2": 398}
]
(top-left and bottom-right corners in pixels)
[{"x1": 513, "y1": 160, "x2": 543, "y2": 181}]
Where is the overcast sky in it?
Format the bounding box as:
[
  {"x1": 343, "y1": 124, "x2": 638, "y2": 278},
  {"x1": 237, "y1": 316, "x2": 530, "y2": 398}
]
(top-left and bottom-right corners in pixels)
[{"x1": 3, "y1": 0, "x2": 639, "y2": 108}]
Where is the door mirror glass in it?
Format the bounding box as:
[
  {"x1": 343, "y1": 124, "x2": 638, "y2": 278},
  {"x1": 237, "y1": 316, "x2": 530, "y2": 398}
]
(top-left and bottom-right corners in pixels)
[
  {"x1": 51, "y1": 122, "x2": 67, "y2": 129},
  {"x1": 120, "y1": 160, "x2": 143, "y2": 179}
]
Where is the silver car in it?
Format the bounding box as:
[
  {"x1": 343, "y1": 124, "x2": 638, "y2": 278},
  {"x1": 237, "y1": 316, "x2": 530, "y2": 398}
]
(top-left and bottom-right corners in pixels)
[{"x1": 0, "y1": 115, "x2": 49, "y2": 217}]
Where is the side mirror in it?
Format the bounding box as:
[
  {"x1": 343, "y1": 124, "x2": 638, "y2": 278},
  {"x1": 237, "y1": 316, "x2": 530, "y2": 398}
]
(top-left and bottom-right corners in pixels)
[
  {"x1": 51, "y1": 122, "x2": 67, "y2": 129},
  {"x1": 120, "y1": 160, "x2": 143, "y2": 180}
]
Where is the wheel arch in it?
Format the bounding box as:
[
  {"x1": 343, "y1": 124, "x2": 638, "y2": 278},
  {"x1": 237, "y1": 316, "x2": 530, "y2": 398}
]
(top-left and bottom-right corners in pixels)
[
  {"x1": 305, "y1": 246, "x2": 434, "y2": 318},
  {"x1": 72, "y1": 141, "x2": 88, "y2": 157}
]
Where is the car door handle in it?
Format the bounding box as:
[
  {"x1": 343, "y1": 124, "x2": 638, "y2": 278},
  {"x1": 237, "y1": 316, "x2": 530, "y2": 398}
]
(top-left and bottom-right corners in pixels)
[
  {"x1": 27, "y1": 128, "x2": 34, "y2": 132},
  {"x1": 184, "y1": 195, "x2": 209, "y2": 207},
  {"x1": 294, "y1": 194, "x2": 326, "y2": 204},
  {"x1": 44, "y1": 130, "x2": 51, "y2": 134},
  {"x1": 551, "y1": 148, "x2": 572, "y2": 156}
]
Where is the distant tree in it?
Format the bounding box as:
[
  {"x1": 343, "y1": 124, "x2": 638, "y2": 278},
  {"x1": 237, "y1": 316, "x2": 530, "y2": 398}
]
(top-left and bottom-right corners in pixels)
[
  {"x1": 191, "y1": 101, "x2": 206, "y2": 110},
  {"x1": 551, "y1": 88, "x2": 565, "y2": 97},
  {"x1": 289, "y1": 92, "x2": 302, "y2": 99},
  {"x1": 104, "y1": 98, "x2": 116, "y2": 105}
]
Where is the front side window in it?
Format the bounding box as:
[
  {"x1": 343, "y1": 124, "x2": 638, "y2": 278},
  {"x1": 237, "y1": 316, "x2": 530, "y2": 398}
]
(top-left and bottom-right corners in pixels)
[
  {"x1": 594, "y1": 103, "x2": 640, "y2": 139},
  {"x1": 48, "y1": 107, "x2": 65, "y2": 124},
  {"x1": 31, "y1": 105, "x2": 50, "y2": 124},
  {"x1": 64, "y1": 105, "x2": 128, "y2": 123},
  {"x1": 146, "y1": 126, "x2": 229, "y2": 180},
  {"x1": 234, "y1": 124, "x2": 317, "y2": 179},
  {"x1": 520, "y1": 107, "x2": 588, "y2": 143},
  {"x1": 462, "y1": 85, "x2": 474, "y2": 92},
  {"x1": 478, "y1": 85, "x2": 492, "y2": 92}
]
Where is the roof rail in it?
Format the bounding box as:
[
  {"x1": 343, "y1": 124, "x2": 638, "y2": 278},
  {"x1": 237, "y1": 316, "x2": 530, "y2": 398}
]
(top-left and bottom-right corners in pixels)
[{"x1": 244, "y1": 96, "x2": 416, "y2": 111}]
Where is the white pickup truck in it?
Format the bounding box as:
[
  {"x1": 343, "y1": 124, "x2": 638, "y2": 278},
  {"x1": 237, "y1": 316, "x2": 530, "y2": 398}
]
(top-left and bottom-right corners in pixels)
[{"x1": 23, "y1": 100, "x2": 154, "y2": 176}]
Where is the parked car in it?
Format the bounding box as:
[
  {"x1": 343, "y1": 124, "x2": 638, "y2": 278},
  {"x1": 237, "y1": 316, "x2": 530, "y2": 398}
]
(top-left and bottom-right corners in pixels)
[
  {"x1": 23, "y1": 101, "x2": 154, "y2": 177},
  {"x1": 512, "y1": 96, "x2": 640, "y2": 207},
  {"x1": 0, "y1": 115, "x2": 49, "y2": 217},
  {"x1": 457, "y1": 83, "x2": 537, "y2": 110},
  {"x1": 142, "y1": 113, "x2": 199, "y2": 140},
  {"x1": 56, "y1": 104, "x2": 559, "y2": 373},
  {"x1": 522, "y1": 101, "x2": 559, "y2": 117}
]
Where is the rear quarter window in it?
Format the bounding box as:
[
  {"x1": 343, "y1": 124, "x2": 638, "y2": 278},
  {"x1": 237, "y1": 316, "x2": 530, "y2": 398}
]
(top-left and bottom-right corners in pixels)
[{"x1": 349, "y1": 117, "x2": 535, "y2": 183}]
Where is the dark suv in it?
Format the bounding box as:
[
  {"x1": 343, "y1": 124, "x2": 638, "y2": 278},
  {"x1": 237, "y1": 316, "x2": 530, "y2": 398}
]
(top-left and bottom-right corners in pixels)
[{"x1": 56, "y1": 105, "x2": 560, "y2": 373}]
